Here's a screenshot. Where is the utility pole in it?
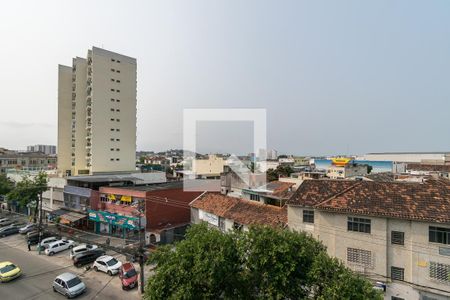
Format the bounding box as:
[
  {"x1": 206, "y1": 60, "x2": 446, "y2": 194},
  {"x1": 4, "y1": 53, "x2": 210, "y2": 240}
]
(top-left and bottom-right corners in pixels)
[
  {"x1": 138, "y1": 199, "x2": 145, "y2": 294},
  {"x1": 37, "y1": 190, "x2": 43, "y2": 255}
]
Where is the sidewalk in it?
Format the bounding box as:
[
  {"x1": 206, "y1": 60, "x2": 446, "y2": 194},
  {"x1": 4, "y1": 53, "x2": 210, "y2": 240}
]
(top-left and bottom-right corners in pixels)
[{"x1": 0, "y1": 233, "x2": 148, "y2": 299}]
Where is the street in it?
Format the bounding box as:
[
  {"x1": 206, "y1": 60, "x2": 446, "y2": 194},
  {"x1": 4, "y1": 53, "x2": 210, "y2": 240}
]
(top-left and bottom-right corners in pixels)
[{"x1": 0, "y1": 233, "x2": 142, "y2": 300}]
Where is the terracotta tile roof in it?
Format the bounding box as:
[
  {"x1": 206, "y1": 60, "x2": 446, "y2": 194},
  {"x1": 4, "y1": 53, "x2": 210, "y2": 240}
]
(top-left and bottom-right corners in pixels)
[
  {"x1": 224, "y1": 200, "x2": 287, "y2": 227},
  {"x1": 250, "y1": 181, "x2": 296, "y2": 199},
  {"x1": 190, "y1": 192, "x2": 287, "y2": 227},
  {"x1": 364, "y1": 172, "x2": 396, "y2": 182},
  {"x1": 407, "y1": 163, "x2": 450, "y2": 173},
  {"x1": 288, "y1": 179, "x2": 450, "y2": 223},
  {"x1": 266, "y1": 181, "x2": 296, "y2": 198},
  {"x1": 288, "y1": 180, "x2": 358, "y2": 207},
  {"x1": 190, "y1": 193, "x2": 240, "y2": 217}
]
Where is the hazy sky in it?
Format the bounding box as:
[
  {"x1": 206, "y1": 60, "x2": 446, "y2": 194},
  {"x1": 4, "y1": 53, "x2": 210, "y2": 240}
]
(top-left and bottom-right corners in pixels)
[{"x1": 1, "y1": 1, "x2": 449, "y2": 156}]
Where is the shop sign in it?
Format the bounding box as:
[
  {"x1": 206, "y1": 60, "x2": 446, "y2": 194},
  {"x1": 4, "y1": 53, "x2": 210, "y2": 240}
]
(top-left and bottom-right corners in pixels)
[
  {"x1": 107, "y1": 194, "x2": 116, "y2": 201},
  {"x1": 88, "y1": 210, "x2": 141, "y2": 229},
  {"x1": 121, "y1": 195, "x2": 132, "y2": 202}
]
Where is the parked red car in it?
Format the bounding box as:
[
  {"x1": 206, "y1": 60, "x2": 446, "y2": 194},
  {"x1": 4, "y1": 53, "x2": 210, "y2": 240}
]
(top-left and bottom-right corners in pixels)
[{"x1": 118, "y1": 262, "x2": 138, "y2": 290}]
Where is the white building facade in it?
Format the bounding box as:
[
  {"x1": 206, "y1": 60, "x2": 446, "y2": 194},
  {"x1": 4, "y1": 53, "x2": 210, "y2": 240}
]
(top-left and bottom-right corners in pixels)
[
  {"x1": 288, "y1": 180, "x2": 450, "y2": 300},
  {"x1": 58, "y1": 47, "x2": 137, "y2": 176}
]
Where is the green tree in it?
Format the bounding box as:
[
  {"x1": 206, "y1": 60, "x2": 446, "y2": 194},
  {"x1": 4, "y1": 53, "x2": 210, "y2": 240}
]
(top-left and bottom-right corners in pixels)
[
  {"x1": 0, "y1": 174, "x2": 14, "y2": 197},
  {"x1": 266, "y1": 168, "x2": 278, "y2": 182},
  {"x1": 266, "y1": 165, "x2": 294, "y2": 182},
  {"x1": 145, "y1": 224, "x2": 243, "y2": 299},
  {"x1": 237, "y1": 226, "x2": 326, "y2": 299},
  {"x1": 309, "y1": 252, "x2": 380, "y2": 300},
  {"x1": 6, "y1": 172, "x2": 48, "y2": 222},
  {"x1": 144, "y1": 224, "x2": 382, "y2": 300}
]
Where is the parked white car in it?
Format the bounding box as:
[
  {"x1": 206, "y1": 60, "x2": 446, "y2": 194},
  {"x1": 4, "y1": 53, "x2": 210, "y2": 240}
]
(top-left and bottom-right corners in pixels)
[
  {"x1": 45, "y1": 240, "x2": 75, "y2": 256},
  {"x1": 39, "y1": 236, "x2": 60, "y2": 249},
  {"x1": 93, "y1": 255, "x2": 122, "y2": 276},
  {"x1": 69, "y1": 244, "x2": 98, "y2": 259}
]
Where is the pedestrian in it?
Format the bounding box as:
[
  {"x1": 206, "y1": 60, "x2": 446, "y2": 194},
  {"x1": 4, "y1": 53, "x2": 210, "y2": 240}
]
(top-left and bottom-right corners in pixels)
[{"x1": 27, "y1": 241, "x2": 31, "y2": 251}]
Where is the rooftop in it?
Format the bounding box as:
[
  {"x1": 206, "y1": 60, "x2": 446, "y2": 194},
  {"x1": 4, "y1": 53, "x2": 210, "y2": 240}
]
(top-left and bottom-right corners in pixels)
[
  {"x1": 366, "y1": 151, "x2": 450, "y2": 155},
  {"x1": 245, "y1": 180, "x2": 296, "y2": 199},
  {"x1": 112, "y1": 181, "x2": 184, "y2": 191},
  {"x1": 191, "y1": 193, "x2": 287, "y2": 227},
  {"x1": 407, "y1": 163, "x2": 450, "y2": 173},
  {"x1": 288, "y1": 179, "x2": 450, "y2": 224},
  {"x1": 364, "y1": 172, "x2": 396, "y2": 182}
]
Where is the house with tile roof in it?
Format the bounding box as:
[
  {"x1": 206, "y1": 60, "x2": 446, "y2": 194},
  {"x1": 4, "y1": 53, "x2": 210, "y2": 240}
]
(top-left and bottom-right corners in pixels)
[
  {"x1": 190, "y1": 192, "x2": 287, "y2": 232},
  {"x1": 287, "y1": 179, "x2": 450, "y2": 300},
  {"x1": 241, "y1": 180, "x2": 296, "y2": 207}
]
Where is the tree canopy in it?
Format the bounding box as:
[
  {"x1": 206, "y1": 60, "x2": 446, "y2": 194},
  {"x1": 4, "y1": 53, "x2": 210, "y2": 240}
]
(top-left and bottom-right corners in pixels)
[
  {"x1": 267, "y1": 165, "x2": 294, "y2": 182},
  {"x1": 0, "y1": 174, "x2": 14, "y2": 197},
  {"x1": 144, "y1": 224, "x2": 382, "y2": 300},
  {"x1": 6, "y1": 172, "x2": 48, "y2": 222}
]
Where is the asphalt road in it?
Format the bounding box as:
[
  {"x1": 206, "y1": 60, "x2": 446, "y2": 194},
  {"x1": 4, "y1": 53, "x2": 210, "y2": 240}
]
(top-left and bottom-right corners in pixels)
[{"x1": 0, "y1": 234, "x2": 141, "y2": 300}]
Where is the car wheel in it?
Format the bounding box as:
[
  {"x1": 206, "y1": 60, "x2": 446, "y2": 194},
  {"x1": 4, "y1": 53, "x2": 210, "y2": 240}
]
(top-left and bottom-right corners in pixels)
[
  {"x1": 66, "y1": 293, "x2": 71, "y2": 299},
  {"x1": 53, "y1": 286, "x2": 57, "y2": 292},
  {"x1": 69, "y1": 245, "x2": 73, "y2": 249},
  {"x1": 122, "y1": 285, "x2": 126, "y2": 290},
  {"x1": 93, "y1": 266, "x2": 98, "y2": 272},
  {"x1": 49, "y1": 252, "x2": 54, "y2": 256},
  {"x1": 107, "y1": 270, "x2": 112, "y2": 276}
]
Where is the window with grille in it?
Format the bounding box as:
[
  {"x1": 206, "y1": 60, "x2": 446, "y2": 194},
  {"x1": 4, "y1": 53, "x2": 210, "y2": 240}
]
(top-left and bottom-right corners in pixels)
[
  {"x1": 391, "y1": 231, "x2": 405, "y2": 245},
  {"x1": 250, "y1": 194, "x2": 260, "y2": 201},
  {"x1": 391, "y1": 266, "x2": 404, "y2": 281},
  {"x1": 347, "y1": 217, "x2": 371, "y2": 233},
  {"x1": 347, "y1": 248, "x2": 373, "y2": 268},
  {"x1": 233, "y1": 222, "x2": 243, "y2": 231},
  {"x1": 218, "y1": 217, "x2": 225, "y2": 231},
  {"x1": 429, "y1": 226, "x2": 450, "y2": 245},
  {"x1": 429, "y1": 262, "x2": 450, "y2": 283},
  {"x1": 303, "y1": 210, "x2": 314, "y2": 223}
]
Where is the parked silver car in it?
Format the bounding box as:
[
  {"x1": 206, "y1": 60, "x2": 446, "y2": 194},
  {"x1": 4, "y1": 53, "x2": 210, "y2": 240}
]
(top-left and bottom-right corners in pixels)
[
  {"x1": 0, "y1": 218, "x2": 14, "y2": 227},
  {"x1": 19, "y1": 223, "x2": 36, "y2": 234},
  {"x1": 52, "y1": 272, "x2": 86, "y2": 298}
]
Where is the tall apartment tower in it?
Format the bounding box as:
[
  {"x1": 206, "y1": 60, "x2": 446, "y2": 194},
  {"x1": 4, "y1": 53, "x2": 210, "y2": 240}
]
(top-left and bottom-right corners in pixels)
[{"x1": 58, "y1": 47, "x2": 137, "y2": 176}]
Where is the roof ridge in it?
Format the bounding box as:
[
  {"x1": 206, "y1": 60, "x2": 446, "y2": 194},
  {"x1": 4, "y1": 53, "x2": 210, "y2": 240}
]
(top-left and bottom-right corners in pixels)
[{"x1": 314, "y1": 181, "x2": 362, "y2": 207}]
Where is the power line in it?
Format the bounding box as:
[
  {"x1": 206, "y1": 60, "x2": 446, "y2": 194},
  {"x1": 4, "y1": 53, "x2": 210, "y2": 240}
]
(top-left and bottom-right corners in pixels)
[{"x1": 363, "y1": 271, "x2": 450, "y2": 295}]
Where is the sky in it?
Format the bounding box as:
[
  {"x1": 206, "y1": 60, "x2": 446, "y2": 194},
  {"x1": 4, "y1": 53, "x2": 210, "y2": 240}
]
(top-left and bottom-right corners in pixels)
[{"x1": 0, "y1": 0, "x2": 449, "y2": 156}]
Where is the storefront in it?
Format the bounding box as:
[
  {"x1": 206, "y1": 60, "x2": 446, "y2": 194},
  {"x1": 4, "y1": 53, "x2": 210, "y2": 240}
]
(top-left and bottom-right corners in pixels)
[
  {"x1": 48, "y1": 208, "x2": 88, "y2": 229},
  {"x1": 88, "y1": 210, "x2": 145, "y2": 239}
]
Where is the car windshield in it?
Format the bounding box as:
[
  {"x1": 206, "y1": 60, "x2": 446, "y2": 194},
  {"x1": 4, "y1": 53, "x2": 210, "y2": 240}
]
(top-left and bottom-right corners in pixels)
[
  {"x1": 106, "y1": 258, "x2": 118, "y2": 266},
  {"x1": 124, "y1": 269, "x2": 137, "y2": 278},
  {"x1": 66, "y1": 276, "x2": 82, "y2": 288},
  {"x1": 0, "y1": 264, "x2": 16, "y2": 274}
]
